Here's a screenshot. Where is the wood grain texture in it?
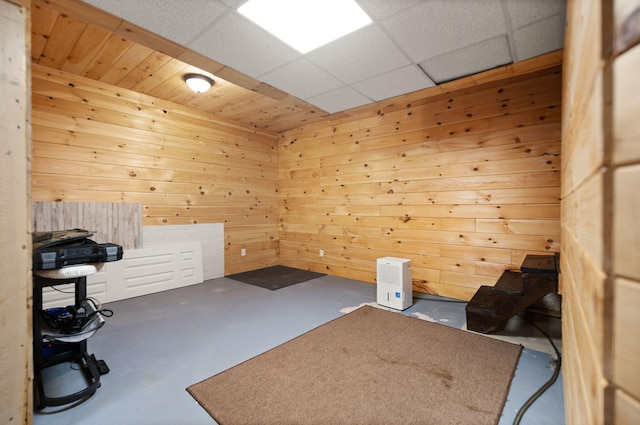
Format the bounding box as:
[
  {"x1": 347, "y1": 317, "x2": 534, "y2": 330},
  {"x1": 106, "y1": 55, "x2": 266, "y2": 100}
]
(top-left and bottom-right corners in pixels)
[
  {"x1": 613, "y1": 44, "x2": 640, "y2": 164},
  {"x1": 20, "y1": 0, "x2": 640, "y2": 422},
  {"x1": 31, "y1": 64, "x2": 280, "y2": 275},
  {"x1": 30, "y1": 0, "x2": 324, "y2": 133},
  {"x1": 615, "y1": 388, "x2": 640, "y2": 425},
  {"x1": 562, "y1": 0, "x2": 640, "y2": 424},
  {"x1": 279, "y1": 66, "x2": 562, "y2": 300},
  {"x1": 0, "y1": 1, "x2": 31, "y2": 423},
  {"x1": 610, "y1": 6, "x2": 640, "y2": 424},
  {"x1": 31, "y1": 0, "x2": 565, "y2": 134},
  {"x1": 613, "y1": 278, "x2": 640, "y2": 400},
  {"x1": 562, "y1": 1, "x2": 608, "y2": 423}
]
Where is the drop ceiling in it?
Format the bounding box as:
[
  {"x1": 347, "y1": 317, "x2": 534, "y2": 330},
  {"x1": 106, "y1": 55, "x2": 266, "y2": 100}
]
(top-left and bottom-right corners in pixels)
[
  {"x1": 32, "y1": 0, "x2": 565, "y2": 133},
  {"x1": 81, "y1": 0, "x2": 566, "y2": 115}
]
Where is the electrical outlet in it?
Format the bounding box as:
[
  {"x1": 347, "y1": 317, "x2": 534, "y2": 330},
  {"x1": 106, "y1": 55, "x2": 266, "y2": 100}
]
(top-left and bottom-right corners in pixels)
[
  {"x1": 241, "y1": 248, "x2": 246, "y2": 257},
  {"x1": 319, "y1": 249, "x2": 324, "y2": 257}
]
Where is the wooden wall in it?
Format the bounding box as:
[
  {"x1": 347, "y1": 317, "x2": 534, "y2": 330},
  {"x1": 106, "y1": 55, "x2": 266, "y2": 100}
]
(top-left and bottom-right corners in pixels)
[
  {"x1": 562, "y1": 0, "x2": 640, "y2": 424},
  {"x1": 31, "y1": 63, "x2": 280, "y2": 275},
  {"x1": 611, "y1": 32, "x2": 640, "y2": 425},
  {"x1": 561, "y1": 1, "x2": 606, "y2": 421},
  {"x1": 0, "y1": 0, "x2": 32, "y2": 423},
  {"x1": 279, "y1": 63, "x2": 562, "y2": 300}
]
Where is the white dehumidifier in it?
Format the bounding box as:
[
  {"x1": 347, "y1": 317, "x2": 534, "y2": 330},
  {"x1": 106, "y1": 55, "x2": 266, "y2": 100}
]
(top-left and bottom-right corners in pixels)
[{"x1": 376, "y1": 257, "x2": 412, "y2": 310}]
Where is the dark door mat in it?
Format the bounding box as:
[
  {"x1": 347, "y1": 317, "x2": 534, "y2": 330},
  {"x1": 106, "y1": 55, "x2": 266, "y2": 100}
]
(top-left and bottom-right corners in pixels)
[{"x1": 226, "y1": 265, "x2": 326, "y2": 290}]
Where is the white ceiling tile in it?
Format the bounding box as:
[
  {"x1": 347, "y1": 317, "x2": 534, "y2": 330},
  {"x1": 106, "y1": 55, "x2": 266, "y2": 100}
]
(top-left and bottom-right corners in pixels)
[
  {"x1": 82, "y1": 0, "x2": 567, "y2": 116},
  {"x1": 505, "y1": 0, "x2": 566, "y2": 29},
  {"x1": 83, "y1": 0, "x2": 229, "y2": 45},
  {"x1": 306, "y1": 25, "x2": 410, "y2": 84},
  {"x1": 187, "y1": 13, "x2": 300, "y2": 77},
  {"x1": 306, "y1": 86, "x2": 373, "y2": 114},
  {"x1": 351, "y1": 65, "x2": 434, "y2": 101},
  {"x1": 259, "y1": 59, "x2": 344, "y2": 100},
  {"x1": 513, "y1": 14, "x2": 565, "y2": 61},
  {"x1": 382, "y1": 0, "x2": 507, "y2": 61},
  {"x1": 356, "y1": 0, "x2": 423, "y2": 20},
  {"x1": 420, "y1": 35, "x2": 513, "y2": 84}
]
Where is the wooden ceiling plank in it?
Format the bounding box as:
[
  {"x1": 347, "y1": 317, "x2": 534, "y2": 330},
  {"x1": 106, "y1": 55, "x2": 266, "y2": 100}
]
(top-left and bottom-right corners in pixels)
[
  {"x1": 180, "y1": 89, "x2": 251, "y2": 117},
  {"x1": 215, "y1": 66, "x2": 261, "y2": 92},
  {"x1": 274, "y1": 94, "x2": 325, "y2": 115},
  {"x1": 117, "y1": 51, "x2": 174, "y2": 91},
  {"x1": 114, "y1": 20, "x2": 186, "y2": 60},
  {"x1": 266, "y1": 110, "x2": 324, "y2": 134},
  {"x1": 30, "y1": 1, "x2": 59, "y2": 62},
  {"x1": 30, "y1": 0, "x2": 324, "y2": 132},
  {"x1": 31, "y1": 0, "x2": 563, "y2": 134},
  {"x1": 99, "y1": 43, "x2": 155, "y2": 86},
  {"x1": 224, "y1": 101, "x2": 298, "y2": 130},
  {"x1": 253, "y1": 83, "x2": 289, "y2": 100},
  {"x1": 138, "y1": 58, "x2": 191, "y2": 97},
  {"x1": 184, "y1": 85, "x2": 249, "y2": 113},
  {"x1": 39, "y1": 13, "x2": 87, "y2": 69},
  {"x1": 228, "y1": 93, "x2": 290, "y2": 115},
  {"x1": 210, "y1": 91, "x2": 271, "y2": 120},
  {"x1": 159, "y1": 72, "x2": 207, "y2": 105},
  {"x1": 176, "y1": 49, "x2": 225, "y2": 77},
  {"x1": 34, "y1": 0, "x2": 122, "y2": 32},
  {"x1": 82, "y1": 33, "x2": 134, "y2": 81},
  {"x1": 60, "y1": 24, "x2": 112, "y2": 75},
  {"x1": 157, "y1": 63, "x2": 224, "y2": 105}
]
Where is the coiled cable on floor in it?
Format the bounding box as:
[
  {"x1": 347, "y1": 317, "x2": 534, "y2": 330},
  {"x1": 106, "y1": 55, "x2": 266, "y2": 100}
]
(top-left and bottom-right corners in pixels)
[{"x1": 513, "y1": 314, "x2": 562, "y2": 425}]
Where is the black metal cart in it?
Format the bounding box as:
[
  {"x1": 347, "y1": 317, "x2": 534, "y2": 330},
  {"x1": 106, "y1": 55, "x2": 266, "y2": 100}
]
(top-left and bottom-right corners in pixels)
[{"x1": 32, "y1": 230, "x2": 122, "y2": 409}]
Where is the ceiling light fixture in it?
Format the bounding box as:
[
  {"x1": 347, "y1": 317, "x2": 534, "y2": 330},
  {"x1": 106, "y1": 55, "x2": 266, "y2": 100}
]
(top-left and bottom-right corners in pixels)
[
  {"x1": 183, "y1": 74, "x2": 214, "y2": 93},
  {"x1": 238, "y1": 0, "x2": 372, "y2": 54}
]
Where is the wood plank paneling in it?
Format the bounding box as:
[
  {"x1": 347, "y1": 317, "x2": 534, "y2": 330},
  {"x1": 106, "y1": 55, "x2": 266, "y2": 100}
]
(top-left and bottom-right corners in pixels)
[
  {"x1": 610, "y1": 4, "x2": 640, "y2": 422},
  {"x1": 0, "y1": 1, "x2": 31, "y2": 423},
  {"x1": 30, "y1": 0, "x2": 326, "y2": 133},
  {"x1": 615, "y1": 388, "x2": 640, "y2": 425},
  {"x1": 562, "y1": 0, "x2": 640, "y2": 423},
  {"x1": 561, "y1": 0, "x2": 608, "y2": 422},
  {"x1": 31, "y1": 64, "x2": 280, "y2": 275},
  {"x1": 279, "y1": 63, "x2": 562, "y2": 301},
  {"x1": 613, "y1": 278, "x2": 640, "y2": 400},
  {"x1": 613, "y1": 42, "x2": 640, "y2": 164}
]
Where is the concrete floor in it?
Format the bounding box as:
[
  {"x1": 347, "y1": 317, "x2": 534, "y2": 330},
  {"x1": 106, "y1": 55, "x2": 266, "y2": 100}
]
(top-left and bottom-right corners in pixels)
[{"x1": 33, "y1": 275, "x2": 564, "y2": 425}]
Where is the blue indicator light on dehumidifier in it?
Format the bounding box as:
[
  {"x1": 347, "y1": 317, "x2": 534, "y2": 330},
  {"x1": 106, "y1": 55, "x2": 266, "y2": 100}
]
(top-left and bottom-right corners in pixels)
[{"x1": 395, "y1": 292, "x2": 401, "y2": 298}]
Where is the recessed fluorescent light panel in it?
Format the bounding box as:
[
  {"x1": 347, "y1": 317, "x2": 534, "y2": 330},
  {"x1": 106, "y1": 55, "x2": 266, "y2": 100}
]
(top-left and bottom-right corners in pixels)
[{"x1": 238, "y1": 0, "x2": 372, "y2": 54}]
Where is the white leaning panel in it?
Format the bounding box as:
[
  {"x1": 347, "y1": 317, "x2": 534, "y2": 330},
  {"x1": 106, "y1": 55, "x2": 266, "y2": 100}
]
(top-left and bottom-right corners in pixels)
[
  {"x1": 41, "y1": 241, "x2": 204, "y2": 309},
  {"x1": 142, "y1": 223, "x2": 223, "y2": 281}
]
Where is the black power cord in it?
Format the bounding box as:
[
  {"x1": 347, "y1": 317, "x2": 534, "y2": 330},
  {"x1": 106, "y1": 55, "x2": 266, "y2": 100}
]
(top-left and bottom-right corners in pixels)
[{"x1": 512, "y1": 313, "x2": 562, "y2": 425}]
